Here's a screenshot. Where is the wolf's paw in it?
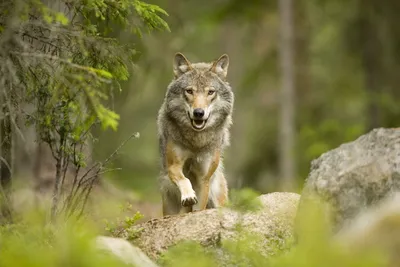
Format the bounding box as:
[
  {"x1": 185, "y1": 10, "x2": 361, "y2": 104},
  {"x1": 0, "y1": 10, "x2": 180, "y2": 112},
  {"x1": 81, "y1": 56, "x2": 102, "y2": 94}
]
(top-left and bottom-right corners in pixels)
[
  {"x1": 181, "y1": 193, "x2": 198, "y2": 207},
  {"x1": 178, "y1": 178, "x2": 197, "y2": 207}
]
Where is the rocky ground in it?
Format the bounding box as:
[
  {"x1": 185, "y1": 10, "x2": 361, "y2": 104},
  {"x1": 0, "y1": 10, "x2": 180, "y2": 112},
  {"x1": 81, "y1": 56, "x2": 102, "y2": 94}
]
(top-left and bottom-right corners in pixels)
[{"x1": 97, "y1": 128, "x2": 400, "y2": 266}]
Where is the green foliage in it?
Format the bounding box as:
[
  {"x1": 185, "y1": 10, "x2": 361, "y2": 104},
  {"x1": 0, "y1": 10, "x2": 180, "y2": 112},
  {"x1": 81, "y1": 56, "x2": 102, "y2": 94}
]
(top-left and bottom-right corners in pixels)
[
  {"x1": 271, "y1": 199, "x2": 387, "y2": 267},
  {"x1": 1, "y1": 0, "x2": 169, "y2": 143},
  {"x1": 0, "y1": 213, "x2": 130, "y2": 267},
  {"x1": 0, "y1": 0, "x2": 169, "y2": 218},
  {"x1": 160, "y1": 241, "x2": 217, "y2": 267},
  {"x1": 0, "y1": 196, "x2": 389, "y2": 267},
  {"x1": 133, "y1": 0, "x2": 170, "y2": 36},
  {"x1": 104, "y1": 203, "x2": 144, "y2": 240},
  {"x1": 221, "y1": 232, "x2": 276, "y2": 267},
  {"x1": 228, "y1": 188, "x2": 263, "y2": 212},
  {"x1": 80, "y1": 0, "x2": 170, "y2": 36},
  {"x1": 299, "y1": 121, "x2": 365, "y2": 163}
]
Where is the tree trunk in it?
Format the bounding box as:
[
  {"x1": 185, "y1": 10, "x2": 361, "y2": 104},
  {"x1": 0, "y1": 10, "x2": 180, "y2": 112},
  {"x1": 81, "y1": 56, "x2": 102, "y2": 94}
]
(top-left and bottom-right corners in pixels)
[
  {"x1": 0, "y1": 102, "x2": 13, "y2": 222},
  {"x1": 278, "y1": 0, "x2": 296, "y2": 191},
  {"x1": 357, "y1": 1, "x2": 382, "y2": 131}
]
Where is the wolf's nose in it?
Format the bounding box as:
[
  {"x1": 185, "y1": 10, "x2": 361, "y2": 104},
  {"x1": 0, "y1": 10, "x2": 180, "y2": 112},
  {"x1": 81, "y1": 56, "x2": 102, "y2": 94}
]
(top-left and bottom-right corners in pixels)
[{"x1": 193, "y1": 108, "x2": 205, "y2": 118}]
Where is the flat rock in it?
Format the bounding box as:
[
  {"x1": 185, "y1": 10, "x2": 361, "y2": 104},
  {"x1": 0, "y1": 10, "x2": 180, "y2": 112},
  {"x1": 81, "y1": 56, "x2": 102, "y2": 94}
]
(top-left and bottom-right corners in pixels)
[
  {"x1": 95, "y1": 236, "x2": 159, "y2": 267},
  {"x1": 115, "y1": 192, "x2": 300, "y2": 260}
]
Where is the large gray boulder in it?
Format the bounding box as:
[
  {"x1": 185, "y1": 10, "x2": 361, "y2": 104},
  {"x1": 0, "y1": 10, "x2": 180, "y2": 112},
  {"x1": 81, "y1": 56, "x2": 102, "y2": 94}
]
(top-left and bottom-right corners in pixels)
[
  {"x1": 298, "y1": 128, "x2": 400, "y2": 230},
  {"x1": 115, "y1": 192, "x2": 300, "y2": 260}
]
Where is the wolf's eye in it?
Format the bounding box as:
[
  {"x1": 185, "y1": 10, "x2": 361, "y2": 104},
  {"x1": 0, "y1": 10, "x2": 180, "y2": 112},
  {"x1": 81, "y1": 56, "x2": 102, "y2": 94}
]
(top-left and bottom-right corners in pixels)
[
  {"x1": 185, "y1": 89, "x2": 193, "y2": 95},
  {"x1": 208, "y1": 90, "x2": 215, "y2": 96}
]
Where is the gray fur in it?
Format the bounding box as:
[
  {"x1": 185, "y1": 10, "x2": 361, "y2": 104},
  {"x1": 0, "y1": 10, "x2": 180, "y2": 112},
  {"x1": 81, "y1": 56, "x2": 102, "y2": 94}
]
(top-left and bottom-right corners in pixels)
[{"x1": 157, "y1": 53, "x2": 234, "y2": 215}]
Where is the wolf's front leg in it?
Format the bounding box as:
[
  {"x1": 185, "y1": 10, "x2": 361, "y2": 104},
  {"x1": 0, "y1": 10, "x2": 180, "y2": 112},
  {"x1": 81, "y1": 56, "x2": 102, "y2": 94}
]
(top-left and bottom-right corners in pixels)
[
  {"x1": 194, "y1": 150, "x2": 220, "y2": 211},
  {"x1": 166, "y1": 141, "x2": 198, "y2": 207},
  {"x1": 175, "y1": 177, "x2": 197, "y2": 207}
]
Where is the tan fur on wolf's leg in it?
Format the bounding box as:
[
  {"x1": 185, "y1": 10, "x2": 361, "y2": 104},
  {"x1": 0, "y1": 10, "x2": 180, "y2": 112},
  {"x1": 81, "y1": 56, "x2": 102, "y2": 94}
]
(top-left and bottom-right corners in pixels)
[
  {"x1": 198, "y1": 150, "x2": 220, "y2": 210},
  {"x1": 215, "y1": 173, "x2": 228, "y2": 207},
  {"x1": 166, "y1": 141, "x2": 198, "y2": 207}
]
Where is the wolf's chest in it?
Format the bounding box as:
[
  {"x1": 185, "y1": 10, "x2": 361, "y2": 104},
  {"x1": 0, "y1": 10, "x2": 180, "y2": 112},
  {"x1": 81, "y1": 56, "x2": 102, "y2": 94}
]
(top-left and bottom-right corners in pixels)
[
  {"x1": 180, "y1": 130, "x2": 223, "y2": 152},
  {"x1": 182, "y1": 152, "x2": 212, "y2": 178}
]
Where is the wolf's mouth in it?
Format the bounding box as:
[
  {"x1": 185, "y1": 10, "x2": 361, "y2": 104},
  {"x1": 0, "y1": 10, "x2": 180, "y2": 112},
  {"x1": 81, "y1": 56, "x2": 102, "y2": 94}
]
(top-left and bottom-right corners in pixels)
[{"x1": 191, "y1": 119, "x2": 207, "y2": 130}]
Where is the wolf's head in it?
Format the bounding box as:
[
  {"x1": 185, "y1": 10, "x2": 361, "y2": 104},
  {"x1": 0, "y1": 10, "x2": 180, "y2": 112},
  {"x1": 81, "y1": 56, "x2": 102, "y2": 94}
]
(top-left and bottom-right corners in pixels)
[{"x1": 165, "y1": 53, "x2": 234, "y2": 132}]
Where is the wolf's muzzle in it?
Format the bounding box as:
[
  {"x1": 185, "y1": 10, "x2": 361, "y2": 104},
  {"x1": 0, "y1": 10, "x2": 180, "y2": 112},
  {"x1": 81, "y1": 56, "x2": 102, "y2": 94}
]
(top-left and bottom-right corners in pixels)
[
  {"x1": 193, "y1": 108, "x2": 205, "y2": 118},
  {"x1": 188, "y1": 110, "x2": 208, "y2": 131}
]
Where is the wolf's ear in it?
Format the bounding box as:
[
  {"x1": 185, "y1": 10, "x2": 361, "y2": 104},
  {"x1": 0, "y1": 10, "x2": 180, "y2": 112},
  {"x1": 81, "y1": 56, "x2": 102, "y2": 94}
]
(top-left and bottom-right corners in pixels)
[
  {"x1": 173, "y1": 53, "x2": 192, "y2": 78},
  {"x1": 210, "y1": 54, "x2": 229, "y2": 79}
]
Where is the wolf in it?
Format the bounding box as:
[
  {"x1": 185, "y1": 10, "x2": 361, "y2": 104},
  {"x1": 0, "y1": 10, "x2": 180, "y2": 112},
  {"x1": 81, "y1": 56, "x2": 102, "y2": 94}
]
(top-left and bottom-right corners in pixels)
[{"x1": 157, "y1": 52, "x2": 234, "y2": 216}]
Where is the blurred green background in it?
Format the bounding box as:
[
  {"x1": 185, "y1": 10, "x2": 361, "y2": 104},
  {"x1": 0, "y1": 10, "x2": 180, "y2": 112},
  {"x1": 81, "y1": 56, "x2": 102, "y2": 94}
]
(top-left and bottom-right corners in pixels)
[{"x1": 93, "y1": 0, "x2": 400, "y2": 203}]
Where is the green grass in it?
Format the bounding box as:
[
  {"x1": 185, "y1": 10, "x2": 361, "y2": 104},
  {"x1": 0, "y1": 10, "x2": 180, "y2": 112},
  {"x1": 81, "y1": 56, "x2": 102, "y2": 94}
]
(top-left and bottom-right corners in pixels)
[
  {"x1": 0, "y1": 213, "x2": 129, "y2": 267},
  {"x1": 0, "y1": 188, "x2": 390, "y2": 267}
]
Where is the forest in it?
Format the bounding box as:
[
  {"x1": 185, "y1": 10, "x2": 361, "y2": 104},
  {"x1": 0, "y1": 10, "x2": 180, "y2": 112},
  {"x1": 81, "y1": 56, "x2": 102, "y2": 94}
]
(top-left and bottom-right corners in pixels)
[{"x1": 0, "y1": 0, "x2": 400, "y2": 266}]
